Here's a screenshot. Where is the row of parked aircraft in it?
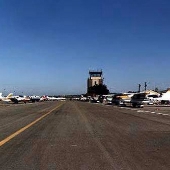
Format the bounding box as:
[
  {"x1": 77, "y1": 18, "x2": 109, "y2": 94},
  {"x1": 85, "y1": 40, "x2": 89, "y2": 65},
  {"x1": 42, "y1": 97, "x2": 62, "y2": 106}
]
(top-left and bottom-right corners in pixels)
[
  {"x1": 80, "y1": 89, "x2": 170, "y2": 107},
  {"x1": 0, "y1": 93, "x2": 66, "y2": 104},
  {"x1": 109, "y1": 90, "x2": 170, "y2": 107}
]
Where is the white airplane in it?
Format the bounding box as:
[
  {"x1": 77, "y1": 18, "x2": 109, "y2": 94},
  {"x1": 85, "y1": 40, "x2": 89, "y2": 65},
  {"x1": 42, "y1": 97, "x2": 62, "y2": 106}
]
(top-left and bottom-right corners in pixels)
[
  {"x1": 46, "y1": 96, "x2": 58, "y2": 101},
  {"x1": 10, "y1": 95, "x2": 30, "y2": 104},
  {"x1": 40, "y1": 96, "x2": 58, "y2": 101},
  {"x1": 47, "y1": 96, "x2": 66, "y2": 101},
  {"x1": 0, "y1": 93, "x2": 13, "y2": 102},
  {"x1": 29, "y1": 95, "x2": 41, "y2": 102},
  {"x1": 153, "y1": 90, "x2": 170, "y2": 104},
  {"x1": 55, "y1": 97, "x2": 66, "y2": 101},
  {"x1": 40, "y1": 95, "x2": 48, "y2": 101},
  {"x1": 40, "y1": 95, "x2": 66, "y2": 101}
]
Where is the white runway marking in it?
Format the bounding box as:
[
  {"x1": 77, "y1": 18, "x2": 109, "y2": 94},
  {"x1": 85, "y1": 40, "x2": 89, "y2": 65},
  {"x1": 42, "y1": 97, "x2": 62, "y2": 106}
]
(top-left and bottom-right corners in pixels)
[
  {"x1": 156, "y1": 113, "x2": 162, "y2": 115},
  {"x1": 110, "y1": 105, "x2": 170, "y2": 117},
  {"x1": 137, "y1": 110, "x2": 144, "y2": 113},
  {"x1": 162, "y1": 114, "x2": 169, "y2": 116}
]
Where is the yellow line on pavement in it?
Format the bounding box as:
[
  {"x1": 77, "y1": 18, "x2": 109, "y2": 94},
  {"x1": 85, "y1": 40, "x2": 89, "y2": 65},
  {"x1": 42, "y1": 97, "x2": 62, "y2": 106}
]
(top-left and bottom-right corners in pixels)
[{"x1": 0, "y1": 103, "x2": 64, "y2": 147}]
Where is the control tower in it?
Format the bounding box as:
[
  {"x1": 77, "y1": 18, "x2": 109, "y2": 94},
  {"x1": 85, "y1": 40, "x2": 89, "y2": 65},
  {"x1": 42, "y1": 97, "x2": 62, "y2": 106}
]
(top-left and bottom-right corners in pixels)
[{"x1": 87, "y1": 70, "x2": 103, "y2": 93}]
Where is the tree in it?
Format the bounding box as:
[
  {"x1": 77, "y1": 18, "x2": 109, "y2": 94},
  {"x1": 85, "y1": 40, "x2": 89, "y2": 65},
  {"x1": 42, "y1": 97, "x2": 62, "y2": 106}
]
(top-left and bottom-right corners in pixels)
[
  {"x1": 88, "y1": 84, "x2": 109, "y2": 96},
  {"x1": 155, "y1": 87, "x2": 159, "y2": 92}
]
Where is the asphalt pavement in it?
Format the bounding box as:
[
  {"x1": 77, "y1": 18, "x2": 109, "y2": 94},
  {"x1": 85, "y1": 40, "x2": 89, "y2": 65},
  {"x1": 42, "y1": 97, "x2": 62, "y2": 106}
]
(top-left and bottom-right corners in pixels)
[{"x1": 0, "y1": 101, "x2": 170, "y2": 170}]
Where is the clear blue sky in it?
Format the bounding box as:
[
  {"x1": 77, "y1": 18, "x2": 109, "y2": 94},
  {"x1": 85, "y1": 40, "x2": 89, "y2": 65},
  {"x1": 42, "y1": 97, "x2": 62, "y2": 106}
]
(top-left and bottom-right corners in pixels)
[{"x1": 0, "y1": 0, "x2": 170, "y2": 95}]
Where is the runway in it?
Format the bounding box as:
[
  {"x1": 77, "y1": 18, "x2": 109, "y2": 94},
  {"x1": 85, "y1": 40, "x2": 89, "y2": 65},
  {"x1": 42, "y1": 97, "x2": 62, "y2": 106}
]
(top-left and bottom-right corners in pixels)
[{"x1": 0, "y1": 101, "x2": 170, "y2": 170}]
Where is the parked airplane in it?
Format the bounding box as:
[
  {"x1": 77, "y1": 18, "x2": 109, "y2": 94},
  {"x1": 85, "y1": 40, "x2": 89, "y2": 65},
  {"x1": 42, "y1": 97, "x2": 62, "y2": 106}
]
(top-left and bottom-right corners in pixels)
[
  {"x1": 131, "y1": 92, "x2": 150, "y2": 107},
  {"x1": 112, "y1": 93, "x2": 133, "y2": 106},
  {"x1": 40, "y1": 95, "x2": 48, "y2": 101},
  {"x1": 0, "y1": 93, "x2": 13, "y2": 102},
  {"x1": 10, "y1": 95, "x2": 30, "y2": 104},
  {"x1": 29, "y1": 95, "x2": 41, "y2": 102},
  {"x1": 47, "y1": 96, "x2": 58, "y2": 101},
  {"x1": 153, "y1": 90, "x2": 170, "y2": 104},
  {"x1": 55, "y1": 97, "x2": 66, "y2": 101},
  {"x1": 40, "y1": 95, "x2": 60, "y2": 101}
]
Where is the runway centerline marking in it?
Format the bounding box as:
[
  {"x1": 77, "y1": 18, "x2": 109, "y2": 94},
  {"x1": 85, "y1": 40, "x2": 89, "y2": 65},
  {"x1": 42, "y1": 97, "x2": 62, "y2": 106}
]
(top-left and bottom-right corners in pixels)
[{"x1": 0, "y1": 103, "x2": 64, "y2": 147}]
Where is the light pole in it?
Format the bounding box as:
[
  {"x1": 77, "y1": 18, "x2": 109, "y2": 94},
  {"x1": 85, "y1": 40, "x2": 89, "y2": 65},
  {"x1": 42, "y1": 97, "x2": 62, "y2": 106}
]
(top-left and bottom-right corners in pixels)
[
  {"x1": 144, "y1": 82, "x2": 147, "y2": 91},
  {"x1": 138, "y1": 84, "x2": 141, "y2": 93}
]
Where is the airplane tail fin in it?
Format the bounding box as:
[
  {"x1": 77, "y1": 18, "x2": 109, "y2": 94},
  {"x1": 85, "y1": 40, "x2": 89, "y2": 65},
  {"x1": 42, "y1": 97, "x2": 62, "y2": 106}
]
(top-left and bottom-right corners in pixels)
[
  {"x1": 7, "y1": 93, "x2": 13, "y2": 98},
  {"x1": 0, "y1": 93, "x2": 2, "y2": 97}
]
